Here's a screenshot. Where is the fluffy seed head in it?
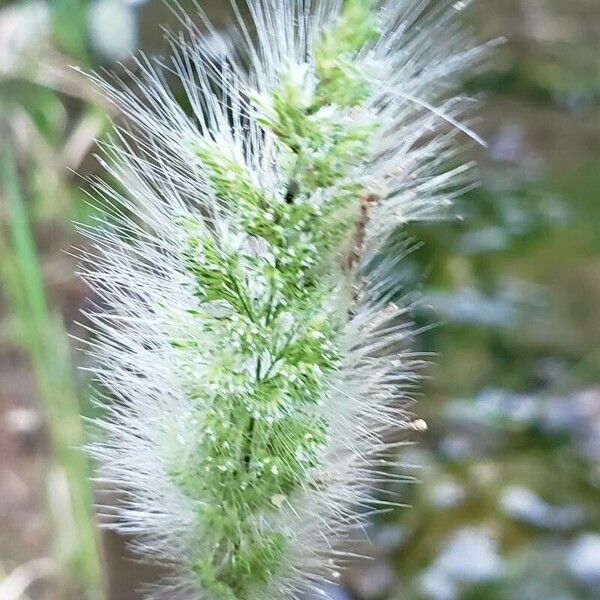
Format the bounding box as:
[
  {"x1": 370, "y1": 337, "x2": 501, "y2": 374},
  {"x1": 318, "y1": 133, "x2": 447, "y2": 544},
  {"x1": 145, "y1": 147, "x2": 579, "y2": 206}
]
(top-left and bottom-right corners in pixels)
[{"x1": 81, "y1": 1, "x2": 487, "y2": 598}]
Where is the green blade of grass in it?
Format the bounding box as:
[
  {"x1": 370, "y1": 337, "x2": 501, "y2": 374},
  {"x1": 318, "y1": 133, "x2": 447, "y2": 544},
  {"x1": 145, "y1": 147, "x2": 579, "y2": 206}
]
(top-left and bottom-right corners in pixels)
[{"x1": 0, "y1": 145, "x2": 105, "y2": 600}]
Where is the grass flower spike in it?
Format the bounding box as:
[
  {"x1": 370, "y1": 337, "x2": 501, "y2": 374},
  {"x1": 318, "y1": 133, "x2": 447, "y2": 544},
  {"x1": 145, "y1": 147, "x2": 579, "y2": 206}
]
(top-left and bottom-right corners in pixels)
[{"x1": 83, "y1": 1, "x2": 486, "y2": 597}]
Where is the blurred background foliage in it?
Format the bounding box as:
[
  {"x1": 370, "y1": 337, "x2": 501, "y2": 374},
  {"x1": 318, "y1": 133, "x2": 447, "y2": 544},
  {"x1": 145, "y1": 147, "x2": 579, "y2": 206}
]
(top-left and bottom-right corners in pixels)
[{"x1": 0, "y1": 1, "x2": 598, "y2": 599}]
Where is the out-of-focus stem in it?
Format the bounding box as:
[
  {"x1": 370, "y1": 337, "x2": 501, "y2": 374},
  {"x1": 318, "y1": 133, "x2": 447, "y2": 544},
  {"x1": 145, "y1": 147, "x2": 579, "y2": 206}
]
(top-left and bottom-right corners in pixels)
[{"x1": 0, "y1": 145, "x2": 105, "y2": 600}]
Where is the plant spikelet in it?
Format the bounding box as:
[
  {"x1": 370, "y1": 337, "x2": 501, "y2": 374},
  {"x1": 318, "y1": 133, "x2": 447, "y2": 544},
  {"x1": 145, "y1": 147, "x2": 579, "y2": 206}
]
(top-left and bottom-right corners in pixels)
[{"x1": 81, "y1": 1, "x2": 487, "y2": 598}]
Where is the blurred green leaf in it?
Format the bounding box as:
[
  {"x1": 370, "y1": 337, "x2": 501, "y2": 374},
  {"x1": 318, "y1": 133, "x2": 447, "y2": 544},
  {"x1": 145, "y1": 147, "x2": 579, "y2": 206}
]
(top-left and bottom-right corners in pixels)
[
  {"x1": 0, "y1": 144, "x2": 105, "y2": 599},
  {"x1": 52, "y1": 0, "x2": 89, "y2": 62}
]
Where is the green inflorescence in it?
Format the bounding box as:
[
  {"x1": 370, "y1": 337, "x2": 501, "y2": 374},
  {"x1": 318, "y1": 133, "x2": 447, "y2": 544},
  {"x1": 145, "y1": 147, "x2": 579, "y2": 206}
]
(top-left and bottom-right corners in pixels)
[
  {"x1": 171, "y1": 1, "x2": 380, "y2": 597},
  {"x1": 313, "y1": 0, "x2": 379, "y2": 107}
]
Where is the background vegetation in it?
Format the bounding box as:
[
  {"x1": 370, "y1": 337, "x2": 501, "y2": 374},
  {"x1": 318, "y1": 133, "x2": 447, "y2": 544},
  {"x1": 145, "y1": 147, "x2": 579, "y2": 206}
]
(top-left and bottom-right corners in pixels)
[{"x1": 0, "y1": 1, "x2": 598, "y2": 599}]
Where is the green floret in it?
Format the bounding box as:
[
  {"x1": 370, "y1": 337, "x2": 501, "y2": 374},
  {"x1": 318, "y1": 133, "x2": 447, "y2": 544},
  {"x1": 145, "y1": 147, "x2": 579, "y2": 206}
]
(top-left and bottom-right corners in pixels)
[
  {"x1": 313, "y1": 0, "x2": 380, "y2": 107},
  {"x1": 171, "y1": 1, "x2": 381, "y2": 597}
]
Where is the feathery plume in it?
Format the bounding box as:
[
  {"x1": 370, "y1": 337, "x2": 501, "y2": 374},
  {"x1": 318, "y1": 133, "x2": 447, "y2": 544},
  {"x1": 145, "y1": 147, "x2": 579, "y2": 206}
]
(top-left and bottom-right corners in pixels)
[{"x1": 81, "y1": 1, "x2": 486, "y2": 597}]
